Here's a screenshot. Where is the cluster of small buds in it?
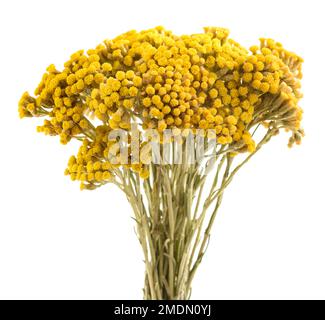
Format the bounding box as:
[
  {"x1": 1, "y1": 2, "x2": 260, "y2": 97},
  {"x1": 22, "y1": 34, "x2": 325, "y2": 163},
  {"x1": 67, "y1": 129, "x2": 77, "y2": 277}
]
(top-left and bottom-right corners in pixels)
[{"x1": 19, "y1": 27, "x2": 303, "y2": 189}]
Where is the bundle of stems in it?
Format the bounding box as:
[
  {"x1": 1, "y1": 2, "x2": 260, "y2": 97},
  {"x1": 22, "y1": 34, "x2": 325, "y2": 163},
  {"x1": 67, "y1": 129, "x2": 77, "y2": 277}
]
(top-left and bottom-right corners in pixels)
[{"x1": 114, "y1": 127, "x2": 276, "y2": 300}]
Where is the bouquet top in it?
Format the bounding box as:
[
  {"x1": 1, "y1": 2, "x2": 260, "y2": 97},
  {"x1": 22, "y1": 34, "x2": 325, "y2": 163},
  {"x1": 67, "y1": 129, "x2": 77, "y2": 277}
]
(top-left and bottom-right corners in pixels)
[{"x1": 19, "y1": 27, "x2": 303, "y2": 188}]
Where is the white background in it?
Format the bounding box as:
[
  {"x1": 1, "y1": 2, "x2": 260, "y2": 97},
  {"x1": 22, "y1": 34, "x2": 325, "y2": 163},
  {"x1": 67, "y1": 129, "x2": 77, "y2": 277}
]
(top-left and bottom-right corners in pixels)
[{"x1": 0, "y1": 0, "x2": 324, "y2": 300}]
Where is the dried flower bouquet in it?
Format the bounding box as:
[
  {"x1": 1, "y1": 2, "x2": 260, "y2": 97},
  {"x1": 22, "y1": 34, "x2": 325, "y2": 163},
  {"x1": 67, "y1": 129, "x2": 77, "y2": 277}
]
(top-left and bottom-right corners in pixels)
[{"x1": 19, "y1": 27, "x2": 303, "y2": 300}]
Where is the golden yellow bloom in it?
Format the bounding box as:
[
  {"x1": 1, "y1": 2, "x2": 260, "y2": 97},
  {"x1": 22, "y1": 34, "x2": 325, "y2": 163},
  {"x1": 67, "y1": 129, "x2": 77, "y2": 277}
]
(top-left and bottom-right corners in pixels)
[{"x1": 19, "y1": 26, "x2": 303, "y2": 187}]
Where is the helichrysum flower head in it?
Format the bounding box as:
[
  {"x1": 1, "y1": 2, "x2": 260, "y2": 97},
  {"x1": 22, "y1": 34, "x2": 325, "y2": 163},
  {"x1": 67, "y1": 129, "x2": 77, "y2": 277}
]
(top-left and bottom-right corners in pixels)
[{"x1": 19, "y1": 27, "x2": 304, "y2": 189}]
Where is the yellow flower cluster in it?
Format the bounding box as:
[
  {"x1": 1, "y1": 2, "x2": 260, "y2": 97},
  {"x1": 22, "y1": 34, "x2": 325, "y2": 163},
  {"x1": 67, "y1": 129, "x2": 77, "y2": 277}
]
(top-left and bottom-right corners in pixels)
[{"x1": 19, "y1": 27, "x2": 303, "y2": 189}]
